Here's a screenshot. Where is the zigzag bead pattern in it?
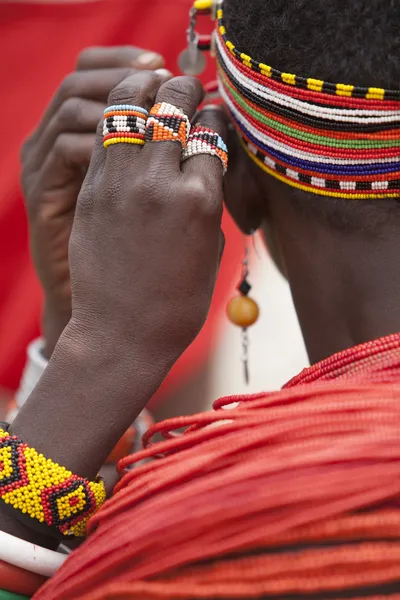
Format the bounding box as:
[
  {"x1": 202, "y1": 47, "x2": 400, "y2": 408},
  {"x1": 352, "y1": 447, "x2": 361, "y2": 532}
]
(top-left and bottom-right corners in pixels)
[
  {"x1": 145, "y1": 102, "x2": 190, "y2": 147},
  {"x1": 216, "y1": 2, "x2": 400, "y2": 199},
  {"x1": 0, "y1": 428, "x2": 106, "y2": 537}
]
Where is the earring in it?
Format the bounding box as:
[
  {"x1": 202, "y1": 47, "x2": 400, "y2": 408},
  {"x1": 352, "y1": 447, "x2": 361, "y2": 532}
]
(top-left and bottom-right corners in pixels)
[{"x1": 226, "y1": 241, "x2": 260, "y2": 384}]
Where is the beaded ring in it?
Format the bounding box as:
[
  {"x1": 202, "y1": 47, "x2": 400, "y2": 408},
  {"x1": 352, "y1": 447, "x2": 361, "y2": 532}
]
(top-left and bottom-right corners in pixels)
[
  {"x1": 145, "y1": 102, "x2": 191, "y2": 148},
  {"x1": 181, "y1": 125, "x2": 228, "y2": 173},
  {"x1": 103, "y1": 105, "x2": 148, "y2": 148},
  {"x1": 0, "y1": 427, "x2": 106, "y2": 538},
  {"x1": 215, "y1": 2, "x2": 400, "y2": 199}
]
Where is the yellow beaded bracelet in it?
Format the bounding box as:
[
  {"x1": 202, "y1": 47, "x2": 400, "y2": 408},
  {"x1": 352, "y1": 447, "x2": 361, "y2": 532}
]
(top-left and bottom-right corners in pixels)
[{"x1": 0, "y1": 427, "x2": 106, "y2": 537}]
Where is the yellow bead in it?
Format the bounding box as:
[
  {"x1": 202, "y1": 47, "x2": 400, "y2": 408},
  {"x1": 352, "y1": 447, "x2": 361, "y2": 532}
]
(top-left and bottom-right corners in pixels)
[
  {"x1": 194, "y1": 0, "x2": 212, "y2": 9},
  {"x1": 227, "y1": 296, "x2": 259, "y2": 328}
]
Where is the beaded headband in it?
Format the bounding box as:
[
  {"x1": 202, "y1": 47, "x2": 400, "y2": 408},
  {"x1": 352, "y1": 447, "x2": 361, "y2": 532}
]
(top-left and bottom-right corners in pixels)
[{"x1": 215, "y1": 2, "x2": 400, "y2": 199}]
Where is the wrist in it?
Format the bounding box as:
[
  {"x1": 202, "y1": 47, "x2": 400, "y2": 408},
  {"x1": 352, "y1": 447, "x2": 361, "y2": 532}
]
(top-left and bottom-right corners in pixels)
[
  {"x1": 12, "y1": 318, "x2": 169, "y2": 481},
  {"x1": 42, "y1": 300, "x2": 71, "y2": 359}
]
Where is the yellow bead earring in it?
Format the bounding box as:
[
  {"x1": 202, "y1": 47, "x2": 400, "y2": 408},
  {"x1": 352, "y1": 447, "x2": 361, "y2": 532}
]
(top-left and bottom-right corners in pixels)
[{"x1": 226, "y1": 241, "x2": 260, "y2": 384}]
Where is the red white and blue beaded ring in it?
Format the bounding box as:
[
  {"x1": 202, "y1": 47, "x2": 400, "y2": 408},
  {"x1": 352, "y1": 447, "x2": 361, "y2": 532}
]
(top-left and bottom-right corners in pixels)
[{"x1": 182, "y1": 125, "x2": 228, "y2": 173}]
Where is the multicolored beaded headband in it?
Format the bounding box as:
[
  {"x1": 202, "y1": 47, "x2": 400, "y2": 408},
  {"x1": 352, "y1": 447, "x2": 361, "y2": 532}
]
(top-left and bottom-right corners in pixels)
[{"x1": 181, "y1": 0, "x2": 400, "y2": 199}]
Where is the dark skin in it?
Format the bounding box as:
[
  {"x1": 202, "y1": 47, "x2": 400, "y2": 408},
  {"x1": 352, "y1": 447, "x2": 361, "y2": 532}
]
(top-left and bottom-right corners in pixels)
[
  {"x1": 3, "y1": 48, "x2": 400, "y2": 549},
  {"x1": 21, "y1": 45, "x2": 213, "y2": 420},
  {"x1": 21, "y1": 46, "x2": 166, "y2": 358},
  {"x1": 224, "y1": 136, "x2": 400, "y2": 363},
  {"x1": 1, "y1": 63, "x2": 227, "y2": 545}
]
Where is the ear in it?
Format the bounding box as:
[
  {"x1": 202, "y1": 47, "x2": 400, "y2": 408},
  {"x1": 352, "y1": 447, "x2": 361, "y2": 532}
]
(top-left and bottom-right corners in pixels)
[{"x1": 223, "y1": 127, "x2": 264, "y2": 234}]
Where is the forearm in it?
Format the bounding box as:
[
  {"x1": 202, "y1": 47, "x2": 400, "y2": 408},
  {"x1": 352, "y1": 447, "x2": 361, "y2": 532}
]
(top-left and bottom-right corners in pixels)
[
  {"x1": 0, "y1": 320, "x2": 171, "y2": 542},
  {"x1": 42, "y1": 301, "x2": 71, "y2": 359}
]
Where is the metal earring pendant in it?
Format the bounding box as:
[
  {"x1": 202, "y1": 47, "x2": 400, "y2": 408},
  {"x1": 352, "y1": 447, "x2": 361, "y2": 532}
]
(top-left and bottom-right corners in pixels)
[
  {"x1": 226, "y1": 243, "x2": 260, "y2": 384},
  {"x1": 178, "y1": 0, "x2": 216, "y2": 76}
]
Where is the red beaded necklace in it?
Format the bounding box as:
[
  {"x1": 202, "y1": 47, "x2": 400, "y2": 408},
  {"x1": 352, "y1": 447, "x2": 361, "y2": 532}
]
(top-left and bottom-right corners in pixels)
[{"x1": 286, "y1": 332, "x2": 400, "y2": 388}]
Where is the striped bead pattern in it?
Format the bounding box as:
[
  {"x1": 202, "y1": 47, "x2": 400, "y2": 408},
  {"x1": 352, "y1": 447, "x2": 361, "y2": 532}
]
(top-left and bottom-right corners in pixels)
[
  {"x1": 145, "y1": 103, "x2": 190, "y2": 148},
  {"x1": 181, "y1": 125, "x2": 228, "y2": 173},
  {"x1": 216, "y1": 3, "x2": 400, "y2": 199},
  {"x1": 103, "y1": 105, "x2": 148, "y2": 148}
]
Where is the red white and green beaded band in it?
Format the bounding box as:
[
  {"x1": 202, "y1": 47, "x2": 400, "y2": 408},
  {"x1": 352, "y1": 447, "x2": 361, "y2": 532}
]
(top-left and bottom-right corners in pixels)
[{"x1": 215, "y1": 2, "x2": 400, "y2": 199}]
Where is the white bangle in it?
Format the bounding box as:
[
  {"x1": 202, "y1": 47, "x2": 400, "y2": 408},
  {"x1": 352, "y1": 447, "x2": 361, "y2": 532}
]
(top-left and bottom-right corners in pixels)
[
  {"x1": 15, "y1": 338, "x2": 48, "y2": 410},
  {"x1": 0, "y1": 530, "x2": 67, "y2": 577}
]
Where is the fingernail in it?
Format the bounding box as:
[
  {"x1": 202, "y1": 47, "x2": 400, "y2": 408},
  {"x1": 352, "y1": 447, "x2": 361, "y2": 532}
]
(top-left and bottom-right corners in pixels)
[
  {"x1": 135, "y1": 52, "x2": 164, "y2": 67},
  {"x1": 155, "y1": 68, "x2": 173, "y2": 78}
]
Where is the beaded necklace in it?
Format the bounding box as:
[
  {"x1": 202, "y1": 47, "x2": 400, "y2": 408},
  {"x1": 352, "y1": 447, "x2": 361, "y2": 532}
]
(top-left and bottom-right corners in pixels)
[{"x1": 216, "y1": 3, "x2": 400, "y2": 199}]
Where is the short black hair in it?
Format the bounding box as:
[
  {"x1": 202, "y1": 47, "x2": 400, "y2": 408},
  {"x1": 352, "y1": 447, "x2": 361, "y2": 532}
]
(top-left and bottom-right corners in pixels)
[{"x1": 224, "y1": 0, "x2": 400, "y2": 233}]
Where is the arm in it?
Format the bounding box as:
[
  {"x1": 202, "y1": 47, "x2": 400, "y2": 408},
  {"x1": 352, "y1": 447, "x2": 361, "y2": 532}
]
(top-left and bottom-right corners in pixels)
[{"x1": 1, "y1": 74, "x2": 227, "y2": 546}]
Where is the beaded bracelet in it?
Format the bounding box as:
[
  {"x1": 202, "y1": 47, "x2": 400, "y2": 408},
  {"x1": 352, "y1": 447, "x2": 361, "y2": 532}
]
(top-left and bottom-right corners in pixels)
[
  {"x1": 145, "y1": 102, "x2": 191, "y2": 147},
  {"x1": 103, "y1": 105, "x2": 148, "y2": 148},
  {"x1": 0, "y1": 426, "x2": 106, "y2": 538},
  {"x1": 181, "y1": 125, "x2": 228, "y2": 173}
]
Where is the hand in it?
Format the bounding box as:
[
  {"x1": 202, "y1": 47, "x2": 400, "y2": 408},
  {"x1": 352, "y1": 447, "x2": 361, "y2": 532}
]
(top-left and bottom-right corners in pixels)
[
  {"x1": 21, "y1": 46, "x2": 165, "y2": 358},
  {"x1": 68, "y1": 73, "x2": 227, "y2": 383}
]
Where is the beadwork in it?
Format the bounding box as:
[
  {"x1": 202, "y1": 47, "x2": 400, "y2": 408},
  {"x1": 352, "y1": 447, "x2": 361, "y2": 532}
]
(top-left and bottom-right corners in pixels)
[
  {"x1": 103, "y1": 105, "x2": 148, "y2": 148},
  {"x1": 145, "y1": 103, "x2": 190, "y2": 148},
  {"x1": 181, "y1": 125, "x2": 228, "y2": 173},
  {"x1": 216, "y1": 3, "x2": 400, "y2": 199},
  {"x1": 0, "y1": 428, "x2": 106, "y2": 537}
]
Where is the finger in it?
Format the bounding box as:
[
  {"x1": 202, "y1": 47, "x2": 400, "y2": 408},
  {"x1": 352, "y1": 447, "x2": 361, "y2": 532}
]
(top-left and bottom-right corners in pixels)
[
  {"x1": 99, "y1": 71, "x2": 170, "y2": 173},
  {"x1": 141, "y1": 76, "x2": 204, "y2": 169},
  {"x1": 34, "y1": 68, "x2": 137, "y2": 139},
  {"x1": 26, "y1": 133, "x2": 95, "y2": 217},
  {"x1": 28, "y1": 99, "x2": 104, "y2": 172},
  {"x1": 181, "y1": 105, "x2": 229, "y2": 182},
  {"x1": 76, "y1": 46, "x2": 164, "y2": 71}
]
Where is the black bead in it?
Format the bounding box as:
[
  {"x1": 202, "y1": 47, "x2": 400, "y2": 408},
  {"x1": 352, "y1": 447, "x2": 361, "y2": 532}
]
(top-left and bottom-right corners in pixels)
[{"x1": 238, "y1": 278, "x2": 251, "y2": 296}]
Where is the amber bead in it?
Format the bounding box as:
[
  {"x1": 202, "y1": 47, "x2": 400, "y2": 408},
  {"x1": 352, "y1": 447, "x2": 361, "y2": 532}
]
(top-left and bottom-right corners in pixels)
[{"x1": 227, "y1": 295, "x2": 259, "y2": 327}]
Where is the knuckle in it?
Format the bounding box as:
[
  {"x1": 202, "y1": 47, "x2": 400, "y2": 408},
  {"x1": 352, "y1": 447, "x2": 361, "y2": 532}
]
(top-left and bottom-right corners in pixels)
[
  {"x1": 76, "y1": 178, "x2": 97, "y2": 215},
  {"x1": 58, "y1": 72, "x2": 79, "y2": 100},
  {"x1": 58, "y1": 97, "x2": 84, "y2": 128},
  {"x1": 108, "y1": 82, "x2": 135, "y2": 106},
  {"x1": 52, "y1": 133, "x2": 73, "y2": 160},
  {"x1": 107, "y1": 71, "x2": 160, "y2": 107},
  {"x1": 160, "y1": 76, "x2": 203, "y2": 107},
  {"x1": 183, "y1": 176, "x2": 222, "y2": 218},
  {"x1": 76, "y1": 47, "x2": 98, "y2": 69}
]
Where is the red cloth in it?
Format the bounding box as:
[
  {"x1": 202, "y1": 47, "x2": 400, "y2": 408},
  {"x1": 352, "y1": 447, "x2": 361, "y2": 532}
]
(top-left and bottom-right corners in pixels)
[
  {"x1": 34, "y1": 332, "x2": 400, "y2": 600},
  {"x1": 0, "y1": 0, "x2": 241, "y2": 396}
]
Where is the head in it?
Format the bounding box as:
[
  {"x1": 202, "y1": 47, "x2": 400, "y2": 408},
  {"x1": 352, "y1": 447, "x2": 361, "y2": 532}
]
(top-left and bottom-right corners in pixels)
[{"x1": 221, "y1": 0, "x2": 400, "y2": 361}]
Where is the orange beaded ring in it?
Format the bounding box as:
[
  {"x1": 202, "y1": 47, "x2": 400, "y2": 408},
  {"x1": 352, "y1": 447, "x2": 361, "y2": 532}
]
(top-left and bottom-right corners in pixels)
[{"x1": 145, "y1": 102, "x2": 191, "y2": 148}]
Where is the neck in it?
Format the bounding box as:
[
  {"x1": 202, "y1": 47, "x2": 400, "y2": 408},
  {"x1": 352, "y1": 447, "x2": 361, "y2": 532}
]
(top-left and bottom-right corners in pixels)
[{"x1": 271, "y1": 199, "x2": 400, "y2": 365}]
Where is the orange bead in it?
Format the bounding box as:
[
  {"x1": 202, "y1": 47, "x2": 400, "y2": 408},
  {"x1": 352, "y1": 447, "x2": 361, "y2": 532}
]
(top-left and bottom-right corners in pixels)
[{"x1": 226, "y1": 295, "x2": 259, "y2": 328}]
